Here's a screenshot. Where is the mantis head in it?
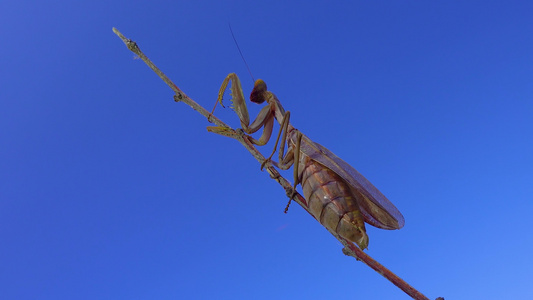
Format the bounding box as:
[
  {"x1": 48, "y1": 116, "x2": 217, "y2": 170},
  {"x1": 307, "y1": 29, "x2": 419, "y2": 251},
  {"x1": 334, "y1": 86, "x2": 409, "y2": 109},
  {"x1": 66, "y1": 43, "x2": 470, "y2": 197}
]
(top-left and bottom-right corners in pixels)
[{"x1": 250, "y1": 79, "x2": 268, "y2": 104}]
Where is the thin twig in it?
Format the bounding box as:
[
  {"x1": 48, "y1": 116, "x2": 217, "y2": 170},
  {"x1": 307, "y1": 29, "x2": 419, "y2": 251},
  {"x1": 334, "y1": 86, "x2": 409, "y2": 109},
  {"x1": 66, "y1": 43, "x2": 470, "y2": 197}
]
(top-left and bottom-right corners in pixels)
[{"x1": 112, "y1": 27, "x2": 438, "y2": 300}]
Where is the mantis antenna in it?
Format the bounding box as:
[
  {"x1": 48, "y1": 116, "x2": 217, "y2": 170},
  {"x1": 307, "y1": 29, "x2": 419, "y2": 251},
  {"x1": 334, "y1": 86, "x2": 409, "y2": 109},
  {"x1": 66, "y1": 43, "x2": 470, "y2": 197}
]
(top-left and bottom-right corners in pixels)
[{"x1": 228, "y1": 23, "x2": 255, "y2": 83}]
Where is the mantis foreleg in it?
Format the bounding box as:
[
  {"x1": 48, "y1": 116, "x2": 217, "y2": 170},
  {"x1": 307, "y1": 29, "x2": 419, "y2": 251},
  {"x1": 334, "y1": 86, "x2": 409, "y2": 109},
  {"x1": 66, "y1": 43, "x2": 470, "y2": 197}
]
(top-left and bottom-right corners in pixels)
[{"x1": 209, "y1": 73, "x2": 275, "y2": 146}]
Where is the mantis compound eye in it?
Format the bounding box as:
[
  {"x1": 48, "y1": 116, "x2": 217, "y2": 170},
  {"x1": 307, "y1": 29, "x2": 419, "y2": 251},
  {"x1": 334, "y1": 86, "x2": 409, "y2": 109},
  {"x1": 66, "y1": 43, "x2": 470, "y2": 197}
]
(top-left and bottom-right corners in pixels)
[{"x1": 250, "y1": 79, "x2": 268, "y2": 104}]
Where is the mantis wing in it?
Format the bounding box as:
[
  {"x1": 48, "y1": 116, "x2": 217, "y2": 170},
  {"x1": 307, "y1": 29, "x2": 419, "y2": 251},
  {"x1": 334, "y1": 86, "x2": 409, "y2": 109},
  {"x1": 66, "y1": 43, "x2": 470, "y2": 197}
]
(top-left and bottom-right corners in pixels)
[{"x1": 298, "y1": 134, "x2": 405, "y2": 230}]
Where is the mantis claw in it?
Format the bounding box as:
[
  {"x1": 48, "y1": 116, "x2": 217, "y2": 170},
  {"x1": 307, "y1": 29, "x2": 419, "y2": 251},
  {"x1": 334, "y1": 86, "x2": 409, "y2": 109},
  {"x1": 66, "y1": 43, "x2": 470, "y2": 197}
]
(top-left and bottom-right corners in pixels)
[
  {"x1": 206, "y1": 126, "x2": 235, "y2": 137},
  {"x1": 283, "y1": 187, "x2": 298, "y2": 213},
  {"x1": 260, "y1": 157, "x2": 271, "y2": 170},
  {"x1": 284, "y1": 198, "x2": 292, "y2": 213},
  {"x1": 260, "y1": 149, "x2": 277, "y2": 170}
]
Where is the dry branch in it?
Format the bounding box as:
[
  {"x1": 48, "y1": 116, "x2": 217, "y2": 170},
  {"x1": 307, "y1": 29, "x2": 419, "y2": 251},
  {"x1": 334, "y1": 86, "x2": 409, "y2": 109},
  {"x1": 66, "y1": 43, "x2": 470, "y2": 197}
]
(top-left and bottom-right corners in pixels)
[{"x1": 112, "y1": 27, "x2": 439, "y2": 300}]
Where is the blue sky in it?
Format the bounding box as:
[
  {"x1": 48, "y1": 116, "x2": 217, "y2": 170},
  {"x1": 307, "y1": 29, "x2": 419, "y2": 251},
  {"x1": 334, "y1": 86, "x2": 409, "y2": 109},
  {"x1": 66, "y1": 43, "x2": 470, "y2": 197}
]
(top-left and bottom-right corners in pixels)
[{"x1": 1, "y1": 1, "x2": 532, "y2": 299}]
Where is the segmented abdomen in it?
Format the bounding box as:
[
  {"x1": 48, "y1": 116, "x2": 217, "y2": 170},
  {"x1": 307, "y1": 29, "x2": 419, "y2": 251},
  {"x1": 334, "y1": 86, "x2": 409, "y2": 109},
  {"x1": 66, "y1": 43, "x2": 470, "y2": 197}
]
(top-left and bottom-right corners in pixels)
[{"x1": 299, "y1": 156, "x2": 368, "y2": 248}]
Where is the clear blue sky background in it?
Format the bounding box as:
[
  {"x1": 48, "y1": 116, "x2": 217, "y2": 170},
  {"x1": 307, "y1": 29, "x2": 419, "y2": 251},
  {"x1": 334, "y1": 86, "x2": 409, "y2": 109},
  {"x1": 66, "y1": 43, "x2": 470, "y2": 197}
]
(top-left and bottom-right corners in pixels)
[{"x1": 1, "y1": 1, "x2": 532, "y2": 299}]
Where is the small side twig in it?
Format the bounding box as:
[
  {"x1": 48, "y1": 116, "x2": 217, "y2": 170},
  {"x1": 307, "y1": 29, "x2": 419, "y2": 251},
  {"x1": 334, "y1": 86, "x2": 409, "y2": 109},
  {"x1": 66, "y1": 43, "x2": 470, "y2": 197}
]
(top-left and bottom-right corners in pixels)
[{"x1": 112, "y1": 27, "x2": 439, "y2": 300}]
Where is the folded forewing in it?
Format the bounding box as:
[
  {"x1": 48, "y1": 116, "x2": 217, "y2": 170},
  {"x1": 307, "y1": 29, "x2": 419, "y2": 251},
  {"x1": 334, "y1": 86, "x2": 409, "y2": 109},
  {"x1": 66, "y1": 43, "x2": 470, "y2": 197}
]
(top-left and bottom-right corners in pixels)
[{"x1": 299, "y1": 134, "x2": 404, "y2": 230}]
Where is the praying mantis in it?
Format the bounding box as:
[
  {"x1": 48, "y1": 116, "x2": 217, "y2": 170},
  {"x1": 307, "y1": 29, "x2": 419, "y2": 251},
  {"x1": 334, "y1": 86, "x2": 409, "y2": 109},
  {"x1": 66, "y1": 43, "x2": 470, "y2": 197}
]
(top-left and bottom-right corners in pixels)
[{"x1": 210, "y1": 73, "x2": 404, "y2": 249}]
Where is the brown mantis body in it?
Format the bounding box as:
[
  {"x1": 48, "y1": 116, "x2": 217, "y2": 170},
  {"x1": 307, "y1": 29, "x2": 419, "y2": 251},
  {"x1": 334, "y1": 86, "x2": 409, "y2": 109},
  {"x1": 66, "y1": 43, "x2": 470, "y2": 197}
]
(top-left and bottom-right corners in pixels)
[{"x1": 211, "y1": 73, "x2": 404, "y2": 249}]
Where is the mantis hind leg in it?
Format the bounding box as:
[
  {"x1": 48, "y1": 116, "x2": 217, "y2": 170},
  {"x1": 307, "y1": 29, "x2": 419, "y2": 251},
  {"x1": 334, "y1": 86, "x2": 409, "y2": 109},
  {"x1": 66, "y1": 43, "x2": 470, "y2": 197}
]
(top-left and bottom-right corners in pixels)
[{"x1": 284, "y1": 130, "x2": 302, "y2": 213}]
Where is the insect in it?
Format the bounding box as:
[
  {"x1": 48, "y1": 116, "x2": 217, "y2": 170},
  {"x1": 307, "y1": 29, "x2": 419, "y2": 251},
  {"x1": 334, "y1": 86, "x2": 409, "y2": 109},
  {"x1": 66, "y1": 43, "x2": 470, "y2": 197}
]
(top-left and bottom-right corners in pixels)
[{"x1": 210, "y1": 73, "x2": 404, "y2": 249}]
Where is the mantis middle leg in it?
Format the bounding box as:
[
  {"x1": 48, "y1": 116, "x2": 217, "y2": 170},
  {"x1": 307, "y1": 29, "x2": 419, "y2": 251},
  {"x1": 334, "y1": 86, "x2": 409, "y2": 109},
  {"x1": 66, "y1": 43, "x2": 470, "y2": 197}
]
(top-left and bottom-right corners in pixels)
[{"x1": 261, "y1": 111, "x2": 303, "y2": 212}]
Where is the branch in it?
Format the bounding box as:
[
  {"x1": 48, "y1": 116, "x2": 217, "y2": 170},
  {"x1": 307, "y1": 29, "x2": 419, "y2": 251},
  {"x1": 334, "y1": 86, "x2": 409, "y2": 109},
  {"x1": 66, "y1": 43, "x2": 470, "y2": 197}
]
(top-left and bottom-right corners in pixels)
[{"x1": 112, "y1": 27, "x2": 440, "y2": 300}]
